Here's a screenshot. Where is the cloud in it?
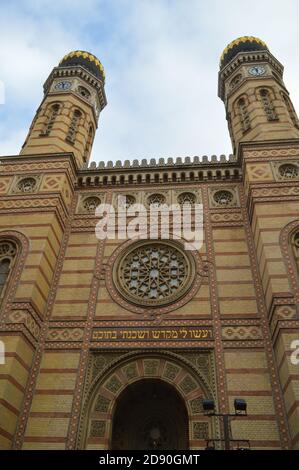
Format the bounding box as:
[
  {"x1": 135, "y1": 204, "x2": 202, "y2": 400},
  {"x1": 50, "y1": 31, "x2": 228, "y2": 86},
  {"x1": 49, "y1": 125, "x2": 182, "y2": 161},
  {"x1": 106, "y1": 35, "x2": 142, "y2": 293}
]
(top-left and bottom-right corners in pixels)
[{"x1": 1, "y1": 0, "x2": 299, "y2": 162}]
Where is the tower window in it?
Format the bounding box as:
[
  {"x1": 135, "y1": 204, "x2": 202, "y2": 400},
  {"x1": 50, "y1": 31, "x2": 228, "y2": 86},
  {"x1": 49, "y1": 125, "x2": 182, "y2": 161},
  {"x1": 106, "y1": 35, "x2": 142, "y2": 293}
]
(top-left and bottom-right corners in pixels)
[
  {"x1": 237, "y1": 97, "x2": 251, "y2": 133},
  {"x1": 66, "y1": 109, "x2": 82, "y2": 144},
  {"x1": 259, "y1": 89, "x2": 278, "y2": 121},
  {"x1": 41, "y1": 103, "x2": 60, "y2": 136}
]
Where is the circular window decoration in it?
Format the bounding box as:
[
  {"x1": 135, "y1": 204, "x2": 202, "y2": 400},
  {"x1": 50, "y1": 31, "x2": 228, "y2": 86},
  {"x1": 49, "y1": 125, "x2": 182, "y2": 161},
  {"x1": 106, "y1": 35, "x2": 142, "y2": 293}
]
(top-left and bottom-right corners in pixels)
[
  {"x1": 83, "y1": 196, "x2": 101, "y2": 212},
  {"x1": 17, "y1": 177, "x2": 37, "y2": 193},
  {"x1": 113, "y1": 240, "x2": 196, "y2": 307},
  {"x1": 148, "y1": 193, "x2": 166, "y2": 208},
  {"x1": 178, "y1": 192, "x2": 196, "y2": 206},
  {"x1": 213, "y1": 190, "x2": 233, "y2": 206},
  {"x1": 278, "y1": 163, "x2": 298, "y2": 179}
]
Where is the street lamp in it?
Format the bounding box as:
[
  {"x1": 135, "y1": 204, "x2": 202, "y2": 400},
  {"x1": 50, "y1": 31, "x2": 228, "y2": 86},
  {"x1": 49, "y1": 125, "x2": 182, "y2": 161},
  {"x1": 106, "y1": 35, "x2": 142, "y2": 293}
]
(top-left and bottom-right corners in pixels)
[
  {"x1": 202, "y1": 398, "x2": 248, "y2": 450},
  {"x1": 234, "y1": 399, "x2": 247, "y2": 414}
]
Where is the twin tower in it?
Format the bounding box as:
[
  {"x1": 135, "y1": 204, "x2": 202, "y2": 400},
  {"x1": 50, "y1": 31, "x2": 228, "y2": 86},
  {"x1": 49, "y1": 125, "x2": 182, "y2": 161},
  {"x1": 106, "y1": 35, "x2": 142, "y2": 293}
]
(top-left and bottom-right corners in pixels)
[{"x1": 21, "y1": 37, "x2": 299, "y2": 166}]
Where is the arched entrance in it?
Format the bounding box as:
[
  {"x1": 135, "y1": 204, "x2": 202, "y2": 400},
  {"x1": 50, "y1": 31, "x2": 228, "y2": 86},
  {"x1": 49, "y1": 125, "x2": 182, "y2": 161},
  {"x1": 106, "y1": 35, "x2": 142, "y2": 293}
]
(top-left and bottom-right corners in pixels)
[
  {"x1": 111, "y1": 379, "x2": 188, "y2": 450},
  {"x1": 79, "y1": 351, "x2": 218, "y2": 450}
]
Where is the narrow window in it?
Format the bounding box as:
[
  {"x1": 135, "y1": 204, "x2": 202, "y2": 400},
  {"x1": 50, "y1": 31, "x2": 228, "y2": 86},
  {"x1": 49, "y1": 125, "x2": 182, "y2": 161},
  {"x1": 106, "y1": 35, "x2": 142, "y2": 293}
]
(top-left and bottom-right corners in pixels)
[
  {"x1": 41, "y1": 104, "x2": 60, "y2": 136},
  {"x1": 237, "y1": 98, "x2": 251, "y2": 132},
  {"x1": 66, "y1": 109, "x2": 82, "y2": 143},
  {"x1": 260, "y1": 89, "x2": 278, "y2": 121},
  {"x1": 0, "y1": 241, "x2": 17, "y2": 299}
]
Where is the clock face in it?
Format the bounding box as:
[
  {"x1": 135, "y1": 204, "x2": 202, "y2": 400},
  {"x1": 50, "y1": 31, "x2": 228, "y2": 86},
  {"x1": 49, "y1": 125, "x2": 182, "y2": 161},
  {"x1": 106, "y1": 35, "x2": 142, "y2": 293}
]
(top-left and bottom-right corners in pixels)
[
  {"x1": 248, "y1": 66, "x2": 266, "y2": 77},
  {"x1": 54, "y1": 81, "x2": 71, "y2": 91}
]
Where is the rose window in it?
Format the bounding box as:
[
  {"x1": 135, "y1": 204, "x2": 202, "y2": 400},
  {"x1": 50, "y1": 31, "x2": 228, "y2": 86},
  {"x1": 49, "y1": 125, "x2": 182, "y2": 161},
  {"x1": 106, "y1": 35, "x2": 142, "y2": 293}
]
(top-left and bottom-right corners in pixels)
[
  {"x1": 17, "y1": 177, "x2": 37, "y2": 193},
  {"x1": 114, "y1": 241, "x2": 194, "y2": 307},
  {"x1": 83, "y1": 196, "x2": 101, "y2": 212},
  {"x1": 213, "y1": 190, "x2": 233, "y2": 206},
  {"x1": 148, "y1": 194, "x2": 166, "y2": 208},
  {"x1": 278, "y1": 164, "x2": 298, "y2": 179},
  {"x1": 178, "y1": 192, "x2": 196, "y2": 206}
]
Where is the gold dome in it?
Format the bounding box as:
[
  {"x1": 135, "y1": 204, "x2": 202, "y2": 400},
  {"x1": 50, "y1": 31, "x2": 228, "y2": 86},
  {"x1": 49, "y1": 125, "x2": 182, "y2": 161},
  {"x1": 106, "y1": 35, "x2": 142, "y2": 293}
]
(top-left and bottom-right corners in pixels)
[
  {"x1": 220, "y1": 36, "x2": 268, "y2": 68},
  {"x1": 59, "y1": 50, "x2": 105, "y2": 82}
]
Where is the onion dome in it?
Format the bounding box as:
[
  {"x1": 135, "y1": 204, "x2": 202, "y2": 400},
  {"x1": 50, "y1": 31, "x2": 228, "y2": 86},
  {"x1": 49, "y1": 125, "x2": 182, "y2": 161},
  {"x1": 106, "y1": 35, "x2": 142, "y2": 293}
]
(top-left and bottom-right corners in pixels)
[
  {"x1": 59, "y1": 50, "x2": 105, "y2": 83},
  {"x1": 220, "y1": 36, "x2": 268, "y2": 68}
]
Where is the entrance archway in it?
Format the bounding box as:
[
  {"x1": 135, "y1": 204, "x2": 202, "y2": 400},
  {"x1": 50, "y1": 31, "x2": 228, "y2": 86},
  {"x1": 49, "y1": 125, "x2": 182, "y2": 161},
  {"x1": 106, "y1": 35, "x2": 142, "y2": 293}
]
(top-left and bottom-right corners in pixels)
[
  {"x1": 111, "y1": 379, "x2": 188, "y2": 450},
  {"x1": 79, "y1": 351, "x2": 217, "y2": 450}
]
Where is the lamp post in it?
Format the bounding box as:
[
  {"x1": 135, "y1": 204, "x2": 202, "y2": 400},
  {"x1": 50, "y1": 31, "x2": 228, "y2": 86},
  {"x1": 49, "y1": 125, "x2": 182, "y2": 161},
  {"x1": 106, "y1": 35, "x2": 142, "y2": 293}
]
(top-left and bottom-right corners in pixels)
[{"x1": 202, "y1": 398, "x2": 249, "y2": 450}]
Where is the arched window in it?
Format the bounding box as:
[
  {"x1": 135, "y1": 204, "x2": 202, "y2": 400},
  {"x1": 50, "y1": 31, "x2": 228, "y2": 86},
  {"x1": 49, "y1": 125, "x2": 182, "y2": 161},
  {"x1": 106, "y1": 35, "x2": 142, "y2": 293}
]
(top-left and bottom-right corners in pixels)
[
  {"x1": 281, "y1": 92, "x2": 298, "y2": 127},
  {"x1": 291, "y1": 230, "x2": 299, "y2": 274},
  {"x1": 66, "y1": 109, "x2": 82, "y2": 143},
  {"x1": 0, "y1": 241, "x2": 17, "y2": 299},
  {"x1": 259, "y1": 89, "x2": 278, "y2": 121},
  {"x1": 83, "y1": 125, "x2": 94, "y2": 162},
  {"x1": 237, "y1": 97, "x2": 250, "y2": 133},
  {"x1": 41, "y1": 103, "x2": 60, "y2": 136}
]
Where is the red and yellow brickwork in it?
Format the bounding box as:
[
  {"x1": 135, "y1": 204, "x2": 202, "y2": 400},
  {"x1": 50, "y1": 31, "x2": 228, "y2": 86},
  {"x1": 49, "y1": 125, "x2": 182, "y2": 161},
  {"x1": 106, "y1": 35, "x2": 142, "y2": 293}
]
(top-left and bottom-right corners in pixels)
[{"x1": 0, "y1": 41, "x2": 299, "y2": 450}]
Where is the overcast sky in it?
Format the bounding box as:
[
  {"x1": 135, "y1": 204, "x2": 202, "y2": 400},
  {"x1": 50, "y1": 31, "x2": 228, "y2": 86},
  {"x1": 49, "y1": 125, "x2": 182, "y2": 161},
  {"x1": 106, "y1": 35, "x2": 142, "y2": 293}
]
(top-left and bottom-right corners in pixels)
[{"x1": 0, "y1": 0, "x2": 298, "y2": 163}]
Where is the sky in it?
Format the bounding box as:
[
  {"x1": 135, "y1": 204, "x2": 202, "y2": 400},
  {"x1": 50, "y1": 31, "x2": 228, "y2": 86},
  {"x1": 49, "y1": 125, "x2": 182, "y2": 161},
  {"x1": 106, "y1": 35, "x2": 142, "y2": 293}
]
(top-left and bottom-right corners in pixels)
[{"x1": 0, "y1": 0, "x2": 299, "y2": 164}]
